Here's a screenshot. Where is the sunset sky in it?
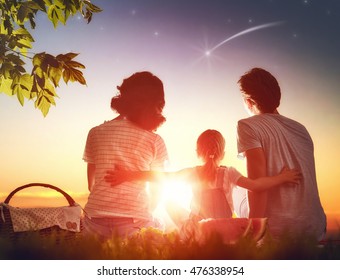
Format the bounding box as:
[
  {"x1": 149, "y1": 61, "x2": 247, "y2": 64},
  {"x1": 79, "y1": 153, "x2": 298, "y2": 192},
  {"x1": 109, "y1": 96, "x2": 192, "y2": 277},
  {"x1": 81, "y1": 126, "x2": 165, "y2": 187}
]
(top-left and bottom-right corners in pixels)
[{"x1": 0, "y1": 0, "x2": 339, "y2": 229}]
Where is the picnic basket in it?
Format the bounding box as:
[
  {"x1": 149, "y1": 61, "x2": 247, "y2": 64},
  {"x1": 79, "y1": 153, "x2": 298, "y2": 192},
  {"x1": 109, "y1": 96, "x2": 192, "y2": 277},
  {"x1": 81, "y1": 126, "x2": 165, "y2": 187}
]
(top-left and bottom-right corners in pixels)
[{"x1": 0, "y1": 183, "x2": 83, "y2": 243}]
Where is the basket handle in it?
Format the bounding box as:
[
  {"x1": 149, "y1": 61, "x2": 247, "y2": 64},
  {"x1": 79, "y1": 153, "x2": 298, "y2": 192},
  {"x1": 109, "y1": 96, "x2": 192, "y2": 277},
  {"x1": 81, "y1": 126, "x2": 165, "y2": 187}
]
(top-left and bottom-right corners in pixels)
[{"x1": 4, "y1": 183, "x2": 77, "y2": 206}]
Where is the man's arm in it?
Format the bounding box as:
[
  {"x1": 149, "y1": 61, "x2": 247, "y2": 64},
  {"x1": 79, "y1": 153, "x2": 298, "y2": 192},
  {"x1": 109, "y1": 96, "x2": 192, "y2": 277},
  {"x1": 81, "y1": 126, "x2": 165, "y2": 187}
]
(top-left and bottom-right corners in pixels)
[
  {"x1": 87, "y1": 163, "x2": 96, "y2": 191},
  {"x1": 237, "y1": 167, "x2": 301, "y2": 191},
  {"x1": 244, "y1": 147, "x2": 267, "y2": 218}
]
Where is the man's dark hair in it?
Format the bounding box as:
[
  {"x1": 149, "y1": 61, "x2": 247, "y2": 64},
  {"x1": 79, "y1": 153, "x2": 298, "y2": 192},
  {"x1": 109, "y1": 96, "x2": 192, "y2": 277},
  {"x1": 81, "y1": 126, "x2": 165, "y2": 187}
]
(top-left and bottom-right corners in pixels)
[{"x1": 238, "y1": 68, "x2": 281, "y2": 113}]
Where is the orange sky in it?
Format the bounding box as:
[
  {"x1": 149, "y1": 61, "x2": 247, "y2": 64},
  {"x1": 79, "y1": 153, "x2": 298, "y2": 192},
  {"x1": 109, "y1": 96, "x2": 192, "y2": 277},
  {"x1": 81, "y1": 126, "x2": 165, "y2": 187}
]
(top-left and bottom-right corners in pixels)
[{"x1": 1, "y1": 1, "x2": 339, "y2": 234}]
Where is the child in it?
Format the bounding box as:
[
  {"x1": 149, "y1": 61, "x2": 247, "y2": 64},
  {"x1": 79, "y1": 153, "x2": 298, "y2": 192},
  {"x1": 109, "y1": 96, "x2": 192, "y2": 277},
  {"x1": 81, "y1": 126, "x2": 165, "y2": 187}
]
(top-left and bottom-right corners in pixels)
[{"x1": 105, "y1": 129, "x2": 301, "y2": 240}]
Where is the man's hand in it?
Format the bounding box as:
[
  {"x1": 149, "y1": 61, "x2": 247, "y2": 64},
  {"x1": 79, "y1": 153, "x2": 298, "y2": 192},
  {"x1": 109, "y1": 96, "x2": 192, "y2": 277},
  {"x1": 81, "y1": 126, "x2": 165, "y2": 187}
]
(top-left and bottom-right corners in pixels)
[{"x1": 279, "y1": 167, "x2": 302, "y2": 184}]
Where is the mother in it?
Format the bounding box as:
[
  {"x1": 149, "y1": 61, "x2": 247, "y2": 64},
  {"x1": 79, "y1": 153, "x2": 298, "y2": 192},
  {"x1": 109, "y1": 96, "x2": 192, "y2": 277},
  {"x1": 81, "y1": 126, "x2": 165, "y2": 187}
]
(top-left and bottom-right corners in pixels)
[
  {"x1": 236, "y1": 67, "x2": 326, "y2": 241},
  {"x1": 82, "y1": 71, "x2": 168, "y2": 239}
]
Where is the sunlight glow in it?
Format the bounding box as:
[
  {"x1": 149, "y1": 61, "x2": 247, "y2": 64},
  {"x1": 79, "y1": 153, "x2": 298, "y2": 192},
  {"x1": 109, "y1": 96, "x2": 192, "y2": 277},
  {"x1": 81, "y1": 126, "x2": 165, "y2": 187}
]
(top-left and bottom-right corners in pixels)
[
  {"x1": 153, "y1": 180, "x2": 193, "y2": 226},
  {"x1": 161, "y1": 180, "x2": 192, "y2": 211}
]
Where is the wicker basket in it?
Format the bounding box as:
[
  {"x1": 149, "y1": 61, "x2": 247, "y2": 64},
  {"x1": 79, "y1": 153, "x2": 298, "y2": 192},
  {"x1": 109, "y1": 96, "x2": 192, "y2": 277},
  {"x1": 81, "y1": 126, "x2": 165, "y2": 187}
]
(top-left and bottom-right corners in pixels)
[{"x1": 0, "y1": 183, "x2": 83, "y2": 243}]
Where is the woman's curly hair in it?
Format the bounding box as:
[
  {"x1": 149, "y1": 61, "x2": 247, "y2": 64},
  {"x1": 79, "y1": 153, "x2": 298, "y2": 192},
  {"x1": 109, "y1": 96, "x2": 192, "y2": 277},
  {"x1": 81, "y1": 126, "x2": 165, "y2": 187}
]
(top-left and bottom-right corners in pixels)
[{"x1": 111, "y1": 71, "x2": 166, "y2": 131}]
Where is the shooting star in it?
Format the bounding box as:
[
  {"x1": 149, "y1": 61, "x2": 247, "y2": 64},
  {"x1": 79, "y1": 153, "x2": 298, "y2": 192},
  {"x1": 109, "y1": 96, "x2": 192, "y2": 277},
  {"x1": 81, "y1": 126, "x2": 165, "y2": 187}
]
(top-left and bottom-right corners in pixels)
[{"x1": 205, "y1": 21, "x2": 285, "y2": 56}]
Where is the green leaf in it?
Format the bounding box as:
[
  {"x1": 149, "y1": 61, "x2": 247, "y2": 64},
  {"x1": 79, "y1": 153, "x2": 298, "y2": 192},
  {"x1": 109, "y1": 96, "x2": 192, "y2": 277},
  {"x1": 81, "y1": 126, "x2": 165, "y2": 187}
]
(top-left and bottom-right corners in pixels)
[
  {"x1": 57, "y1": 52, "x2": 79, "y2": 62},
  {"x1": 13, "y1": 28, "x2": 34, "y2": 40},
  {"x1": 17, "y1": 3, "x2": 31, "y2": 23},
  {"x1": 7, "y1": 54, "x2": 25, "y2": 66},
  {"x1": 32, "y1": 66, "x2": 44, "y2": 80},
  {"x1": 64, "y1": 8, "x2": 71, "y2": 22},
  {"x1": 13, "y1": 28, "x2": 35, "y2": 49},
  {"x1": 35, "y1": 94, "x2": 52, "y2": 117},
  {"x1": 15, "y1": 40, "x2": 33, "y2": 49},
  {"x1": 34, "y1": 73, "x2": 46, "y2": 88},
  {"x1": 63, "y1": 0, "x2": 78, "y2": 21},
  {"x1": 0, "y1": 77, "x2": 13, "y2": 96},
  {"x1": 19, "y1": 74, "x2": 33, "y2": 97},
  {"x1": 35, "y1": 95, "x2": 43, "y2": 107},
  {"x1": 17, "y1": 90, "x2": 25, "y2": 106},
  {"x1": 39, "y1": 53, "x2": 60, "y2": 74},
  {"x1": 48, "y1": 66, "x2": 62, "y2": 87},
  {"x1": 55, "y1": 0, "x2": 66, "y2": 9},
  {"x1": 11, "y1": 74, "x2": 33, "y2": 100},
  {"x1": 0, "y1": 62, "x2": 15, "y2": 79},
  {"x1": 7, "y1": 38, "x2": 16, "y2": 49},
  {"x1": 44, "y1": 87, "x2": 56, "y2": 98},
  {"x1": 33, "y1": 53, "x2": 44, "y2": 67},
  {"x1": 26, "y1": 1, "x2": 43, "y2": 11},
  {"x1": 47, "y1": 5, "x2": 60, "y2": 28},
  {"x1": 34, "y1": 0, "x2": 48, "y2": 12},
  {"x1": 43, "y1": 0, "x2": 53, "y2": 6},
  {"x1": 28, "y1": 14, "x2": 36, "y2": 29},
  {"x1": 2, "y1": 18, "x2": 13, "y2": 34},
  {"x1": 55, "y1": 4, "x2": 66, "y2": 25},
  {"x1": 44, "y1": 53, "x2": 60, "y2": 68},
  {"x1": 44, "y1": 79, "x2": 58, "y2": 99},
  {"x1": 47, "y1": 4, "x2": 66, "y2": 27},
  {"x1": 0, "y1": 0, "x2": 101, "y2": 117},
  {"x1": 31, "y1": 80, "x2": 38, "y2": 98},
  {"x1": 15, "y1": 65, "x2": 26, "y2": 73},
  {"x1": 40, "y1": 98, "x2": 52, "y2": 116}
]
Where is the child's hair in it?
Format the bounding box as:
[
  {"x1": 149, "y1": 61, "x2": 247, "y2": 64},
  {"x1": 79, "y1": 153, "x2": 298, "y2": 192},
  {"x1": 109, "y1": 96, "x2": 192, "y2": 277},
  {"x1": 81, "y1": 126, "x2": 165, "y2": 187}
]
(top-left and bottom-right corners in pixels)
[
  {"x1": 196, "y1": 129, "x2": 225, "y2": 182},
  {"x1": 111, "y1": 71, "x2": 166, "y2": 131}
]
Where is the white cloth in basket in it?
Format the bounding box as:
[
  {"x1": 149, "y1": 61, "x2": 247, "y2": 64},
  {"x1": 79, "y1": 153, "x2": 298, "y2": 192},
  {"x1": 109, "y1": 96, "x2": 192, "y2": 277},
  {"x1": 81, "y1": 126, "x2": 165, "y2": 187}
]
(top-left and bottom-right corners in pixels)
[{"x1": 1, "y1": 203, "x2": 82, "y2": 232}]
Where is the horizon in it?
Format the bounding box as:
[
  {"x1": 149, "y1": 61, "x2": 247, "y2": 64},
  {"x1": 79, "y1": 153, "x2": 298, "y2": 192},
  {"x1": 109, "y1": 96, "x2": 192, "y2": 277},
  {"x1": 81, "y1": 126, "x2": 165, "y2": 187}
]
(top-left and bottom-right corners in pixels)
[{"x1": 1, "y1": 192, "x2": 339, "y2": 236}]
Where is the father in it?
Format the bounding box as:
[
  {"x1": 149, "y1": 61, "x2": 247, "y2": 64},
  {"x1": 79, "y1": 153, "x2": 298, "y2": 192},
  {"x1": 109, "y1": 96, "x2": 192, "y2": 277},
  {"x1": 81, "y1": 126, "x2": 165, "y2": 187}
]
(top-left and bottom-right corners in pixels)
[{"x1": 236, "y1": 67, "x2": 326, "y2": 241}]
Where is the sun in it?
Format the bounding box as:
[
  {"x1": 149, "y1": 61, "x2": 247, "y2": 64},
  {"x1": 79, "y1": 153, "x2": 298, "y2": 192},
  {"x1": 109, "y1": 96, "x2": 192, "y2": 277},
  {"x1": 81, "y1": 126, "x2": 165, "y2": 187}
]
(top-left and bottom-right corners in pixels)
[
  {"x1": 152, "y1": 180, "x2": 193, "y2": 228},
  {"x1": 162, "y1": 180, "x2": 192, "y2": 209}
]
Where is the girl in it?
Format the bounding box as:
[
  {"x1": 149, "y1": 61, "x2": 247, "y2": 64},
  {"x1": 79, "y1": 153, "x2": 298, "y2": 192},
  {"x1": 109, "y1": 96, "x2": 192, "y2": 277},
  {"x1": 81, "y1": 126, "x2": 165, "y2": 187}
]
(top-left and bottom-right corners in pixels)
[{"x1": 105, "y1": 129, "x2": 301, "y2": 240}]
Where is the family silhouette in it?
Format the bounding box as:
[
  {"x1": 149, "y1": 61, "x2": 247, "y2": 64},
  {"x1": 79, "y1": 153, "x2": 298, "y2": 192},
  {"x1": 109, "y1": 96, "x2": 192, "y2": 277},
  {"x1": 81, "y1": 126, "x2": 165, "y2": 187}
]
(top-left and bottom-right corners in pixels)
[{"x1": 82, "y1": 68, "x2": 326, "y2": 243}]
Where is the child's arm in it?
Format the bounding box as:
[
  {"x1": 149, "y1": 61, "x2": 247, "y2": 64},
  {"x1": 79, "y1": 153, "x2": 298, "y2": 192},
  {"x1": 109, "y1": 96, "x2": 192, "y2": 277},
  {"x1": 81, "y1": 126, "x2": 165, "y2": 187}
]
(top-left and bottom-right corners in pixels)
[
  {"x1": 236, "y1": 167, "x2": 301, "y2": 192},
  {"x1": 105, "y1": 168, "x2": 191, "y2": 186}
]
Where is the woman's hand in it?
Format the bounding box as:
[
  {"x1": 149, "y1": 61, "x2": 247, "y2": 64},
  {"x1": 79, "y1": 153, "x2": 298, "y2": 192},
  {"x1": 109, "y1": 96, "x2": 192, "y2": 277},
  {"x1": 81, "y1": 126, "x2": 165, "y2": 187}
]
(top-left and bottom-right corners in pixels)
[{"x1": 104, "y1": 169, "x2": 132, "y2": 186}]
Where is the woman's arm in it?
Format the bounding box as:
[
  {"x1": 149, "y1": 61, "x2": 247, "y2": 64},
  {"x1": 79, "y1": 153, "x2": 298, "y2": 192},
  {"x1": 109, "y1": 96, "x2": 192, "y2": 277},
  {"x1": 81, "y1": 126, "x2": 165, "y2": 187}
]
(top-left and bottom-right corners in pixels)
[
  {"x1": 105, "y1": 170, "x2": 161, "y2": 186},
  {"x1": 105, "y1": 168, "x2": 192, "y2": 186},
  {"x1": 87, "y1": 163, "x2": 96, "y2": 191}
]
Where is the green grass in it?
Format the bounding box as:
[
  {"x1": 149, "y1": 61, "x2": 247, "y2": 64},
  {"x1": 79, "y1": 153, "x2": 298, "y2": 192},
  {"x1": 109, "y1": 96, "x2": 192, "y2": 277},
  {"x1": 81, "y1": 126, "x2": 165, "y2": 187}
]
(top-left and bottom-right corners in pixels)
[{"x1": 1, "y1": 227, "x2": 339, "y2": 260}]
